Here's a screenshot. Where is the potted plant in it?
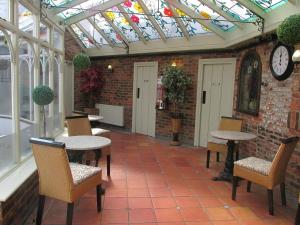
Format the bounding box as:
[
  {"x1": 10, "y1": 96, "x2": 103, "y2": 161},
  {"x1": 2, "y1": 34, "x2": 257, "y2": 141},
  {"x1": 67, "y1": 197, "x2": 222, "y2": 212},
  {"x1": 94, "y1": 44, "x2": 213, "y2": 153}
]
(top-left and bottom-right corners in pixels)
[
  {"x1": 162, "y1": 65, "x2": 191, "y2": 145},
  {"x1": 80, "y1": 67, "x2": 104, "y2": 115},
  {"x1": 32, "y1": 85, "x2": 54, "y2": 137},
  {"x1": 73, "y1": 52, "x2": 91, "y2": 71},
  {"x1": 277, "y1": 13, "x2": 300, "y2": 61}
]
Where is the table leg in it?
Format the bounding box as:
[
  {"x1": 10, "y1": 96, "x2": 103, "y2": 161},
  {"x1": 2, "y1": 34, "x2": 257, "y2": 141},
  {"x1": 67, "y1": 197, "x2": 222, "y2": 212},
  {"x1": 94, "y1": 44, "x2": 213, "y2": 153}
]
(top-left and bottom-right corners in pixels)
[
  {"x1": 67, "y1": 151, "x2": 84, "y2": 164},
  {"x1": 94, "y1": 149, "x2": 102, "y2": 167},
  {"x1": 212, "y1": 140, "x2": 235, "y2": 182}
]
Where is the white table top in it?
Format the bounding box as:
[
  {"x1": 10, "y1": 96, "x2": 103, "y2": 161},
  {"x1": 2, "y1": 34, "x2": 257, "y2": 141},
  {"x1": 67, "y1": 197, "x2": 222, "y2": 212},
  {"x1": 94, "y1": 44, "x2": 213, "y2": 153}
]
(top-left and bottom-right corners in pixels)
[
  {"x1": 56, "y1": 135, "x2": 111, "y2": 151},
  {"x1": 88, "y1": 115, "x2": 104, "y2": 121},
  {"x1": 210, "y1": 130, "x2": 257, "y2": 141}
]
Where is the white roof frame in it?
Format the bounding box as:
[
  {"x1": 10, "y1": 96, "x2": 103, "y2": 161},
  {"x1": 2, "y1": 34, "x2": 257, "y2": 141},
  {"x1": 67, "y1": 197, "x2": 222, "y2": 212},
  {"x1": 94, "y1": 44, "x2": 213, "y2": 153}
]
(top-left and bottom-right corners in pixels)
[
  {"x1": 117, "y1": 5, "x2": 147, "y2": 44},
  {"x1": 65, "y1": 0, "x2": 125, "y2": 25},
  {"x1": 235, "y1": 0, "x2": 266, "y2": 18},
  {"x1": 76, "y1": 23, "x2": 101, "y2": 48},
  {"x1": 166, "y1": 0, "x2": 226, "y2": 39},
  {"x1": 167, "y1": 4, "x2": 190, "y2": 40},
  {"x1": 49, "y1": 0, "x2": 88, "y2": 15},
  {"x1": 87, "y1": 18, "x2": 114, "y2": 47}
]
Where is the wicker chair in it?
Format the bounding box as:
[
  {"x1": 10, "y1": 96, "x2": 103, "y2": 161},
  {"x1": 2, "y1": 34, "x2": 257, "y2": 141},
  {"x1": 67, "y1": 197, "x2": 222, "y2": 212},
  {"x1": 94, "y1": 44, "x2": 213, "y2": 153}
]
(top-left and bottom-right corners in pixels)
[
  {"x1": 232, "y1": 136, "x2": 299, "y2": 215},
  {"x1": 206, "y1": 117, "x2": 243, "y2": 168},
  {"x1": 30, "y1": 138, "x2": 102, "y2": 225},
  {"x1": 65, "y1": 115, "x2": 111, "y2": 176}
]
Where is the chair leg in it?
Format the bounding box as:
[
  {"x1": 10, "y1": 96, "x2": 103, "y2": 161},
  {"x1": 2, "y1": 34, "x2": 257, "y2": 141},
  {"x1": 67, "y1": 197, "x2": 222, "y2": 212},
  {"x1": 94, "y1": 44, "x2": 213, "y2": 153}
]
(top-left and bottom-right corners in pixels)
[
  {"x1": 232, "y1": 176, "x2": 238, "y2": 200},
  {"x1": 36, "y1": 195, "x2": 45, "y2": 225},
  {"x1": 235, "y1": 150, "x2": 239, "y2": 161},
  {"x1": 107, "y1": 154, "x2": 111, "y2": 177},
  {"x1": 96, "y1": 185, "x2": 102, "y2": 212},
  {"x1": 247, "y1": 181, "x2": 251, "y2": 192},
  {"x1": 295, "y1": 203, "x2": 300, "y2": 225},
  {"x1": 206, "y1": 150, "x2": 211, "y2": 168},
  {"x1": 66, "y1": 203, "x2": 74, "y2": 225},
  {"x1": 216, "y1": 152, "x2": 220, "y2": 162},
  {"x1": 280, "y1": 183, "x2": 286, "y2": 206},
  {"x1": 267, "y1": 189, "x2": 274, "y2": 216}
]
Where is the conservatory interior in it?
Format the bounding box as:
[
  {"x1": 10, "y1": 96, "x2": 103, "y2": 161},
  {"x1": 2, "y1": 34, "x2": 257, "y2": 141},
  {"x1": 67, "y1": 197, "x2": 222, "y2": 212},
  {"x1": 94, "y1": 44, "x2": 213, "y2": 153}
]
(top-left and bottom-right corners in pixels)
[{"x1": 0, "y1": 0, "x2": 300, "y2": 225}]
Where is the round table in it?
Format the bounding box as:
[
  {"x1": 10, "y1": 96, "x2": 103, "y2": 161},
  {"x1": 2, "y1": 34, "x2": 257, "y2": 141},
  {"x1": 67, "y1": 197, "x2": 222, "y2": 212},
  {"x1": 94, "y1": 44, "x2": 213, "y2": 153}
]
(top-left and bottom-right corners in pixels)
[
  {"x1": 88, "y1": 115, "x2": 104, "y2": 122},
  {"x1": 56, "y1": 135, "x2": 111, "y2": 166},
  {"x1": 210, "y1": 130, "x2": 257, "y2": 182}
]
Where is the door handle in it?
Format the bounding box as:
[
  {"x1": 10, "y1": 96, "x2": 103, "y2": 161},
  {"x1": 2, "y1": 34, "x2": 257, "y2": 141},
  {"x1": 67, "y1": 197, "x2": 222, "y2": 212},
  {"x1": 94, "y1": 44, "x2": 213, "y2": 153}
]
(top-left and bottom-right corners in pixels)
[
  {"x1": 202, "y1": 91, "x2": 206, "y2": 104},
  {"x1": 137, "y1": 88, "x2": 140, "y2": 99}
]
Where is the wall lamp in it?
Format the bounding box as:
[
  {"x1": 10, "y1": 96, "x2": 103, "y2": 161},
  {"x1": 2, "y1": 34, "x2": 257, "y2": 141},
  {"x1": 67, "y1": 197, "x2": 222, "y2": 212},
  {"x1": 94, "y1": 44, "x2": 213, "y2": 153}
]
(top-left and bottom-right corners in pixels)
[
  {"x1": 171, "y1": 61, "x2": 177, "y2": 67},
  {"x1": 292, "y1": 50, "x2": 300, "y2": 63},
  {"x1": 107, "y1": 64, "x2": 113, "y2": 73}
]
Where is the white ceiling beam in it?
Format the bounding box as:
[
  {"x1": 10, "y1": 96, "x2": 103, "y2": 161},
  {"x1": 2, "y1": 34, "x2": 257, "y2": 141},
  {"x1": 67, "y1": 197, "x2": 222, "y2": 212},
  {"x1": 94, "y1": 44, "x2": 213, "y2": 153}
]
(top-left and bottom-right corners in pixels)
[
  {"x1": 49, "y1": 0, "x2": 88, "y2": 15},
  {"x1": 65, "y1": 0, "x2": 125, "y2": 25},
  {"x1": 168, "y1": 4, "x2": 190, "y2": 40},
  {"x1": 76, "y1": 23, "x2": 101, "y2": 48},
  {"x1": 197, "y1": 0, "x2": 243, "y2": 28},
  {"x1": 117, "y1": 5, "x2": 147, "y2": 44},
  {"x1": 166, "y1": 0, "x2": 226, "y2": 39},
  {"x1": 66, "y1": 26, "x2": 85, "y2": 50},
  {"x1": 87, "y1": 18, "x2": 114, "y2": 47},
  {"x1": 136, "y1": 0, "x2": 167, "y2": 42},
  {"x1": 101, "y1": 12, "x2": 130, "y2": 45},
  {"x1": 235, "y1": 0, "x2": 266, "y2": 18}
]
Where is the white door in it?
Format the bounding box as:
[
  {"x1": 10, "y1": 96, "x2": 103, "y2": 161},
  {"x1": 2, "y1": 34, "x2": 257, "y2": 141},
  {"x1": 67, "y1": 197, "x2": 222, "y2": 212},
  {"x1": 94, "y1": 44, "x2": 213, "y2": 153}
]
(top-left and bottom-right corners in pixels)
[
  {"x1": 133, "y1": 62, "x2": 157, "y2": 137},
  {"x1": 194, "y1": 59, "x2": 236, "y2": 147},
  {"x1": 63, "y1": 61, "x2": 74, "y2": 116}
]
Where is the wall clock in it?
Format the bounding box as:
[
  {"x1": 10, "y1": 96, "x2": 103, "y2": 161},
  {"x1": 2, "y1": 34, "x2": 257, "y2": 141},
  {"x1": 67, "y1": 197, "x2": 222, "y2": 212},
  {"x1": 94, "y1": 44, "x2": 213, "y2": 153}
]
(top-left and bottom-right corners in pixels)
[{"x1": 270, "y1": 43, "x2": 294, "y2": 81}]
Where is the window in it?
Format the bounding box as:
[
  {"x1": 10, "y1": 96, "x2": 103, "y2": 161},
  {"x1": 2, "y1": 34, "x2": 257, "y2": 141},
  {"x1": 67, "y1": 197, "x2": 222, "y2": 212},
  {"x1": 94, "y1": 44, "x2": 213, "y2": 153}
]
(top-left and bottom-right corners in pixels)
[
  {"x1": 40, "y1": 23, "x2": 49, "y2": 42},
  {"x1": 18, "y1": 4, "x2": 34, "y2": 35},
  {"x1": 53, "y1": 55, "x2": 61, "y2": 134},
  {"x1": 0, "y1": 0, "x2": 9, "y2": 21},
  {"x1": 19, "y1": 40, "x2": 37, "y2": 158},
  {"x1": 53, "y1": 29, "x2": 63, "y2": 50},
  {"x1": 0, "y1": 30, "x2": 16, "y2": 177}
]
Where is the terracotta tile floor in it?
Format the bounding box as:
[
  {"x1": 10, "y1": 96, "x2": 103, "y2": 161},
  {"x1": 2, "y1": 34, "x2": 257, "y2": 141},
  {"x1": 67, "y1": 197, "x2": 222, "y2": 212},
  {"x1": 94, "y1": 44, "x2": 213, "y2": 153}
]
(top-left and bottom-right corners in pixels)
[{"x1": 29, "y1": 132, "x2": 298, "y2": 225}]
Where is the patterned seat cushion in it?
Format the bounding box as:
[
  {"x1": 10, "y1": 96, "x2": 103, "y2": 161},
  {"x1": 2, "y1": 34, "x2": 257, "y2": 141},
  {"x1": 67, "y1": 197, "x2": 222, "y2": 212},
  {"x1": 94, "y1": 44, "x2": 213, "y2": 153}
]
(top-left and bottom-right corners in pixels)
[
  {"x1": 234, "y1": 157, "x2": 272, "y2": 176},
  {"x1": 70, "y1": 163, "x2": 101, "y2": 185}
]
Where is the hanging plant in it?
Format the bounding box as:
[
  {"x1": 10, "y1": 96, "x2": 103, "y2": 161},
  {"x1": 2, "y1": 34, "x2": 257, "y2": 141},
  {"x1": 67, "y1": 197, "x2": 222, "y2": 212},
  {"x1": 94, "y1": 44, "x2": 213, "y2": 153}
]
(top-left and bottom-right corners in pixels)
[
  {"x1": 277, "y1": 14, "x2": 300, "y2": 46},
  {"x1": 73, "y1": 52, "x2": 91, "y2": 71}
]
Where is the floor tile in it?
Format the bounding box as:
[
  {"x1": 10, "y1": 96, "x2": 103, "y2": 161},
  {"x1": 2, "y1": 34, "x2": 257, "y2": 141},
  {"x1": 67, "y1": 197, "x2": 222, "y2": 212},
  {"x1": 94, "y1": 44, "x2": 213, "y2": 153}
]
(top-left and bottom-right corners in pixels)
[
  {"x1": 149, "y1": 187, "x2": 172, "y2": 197},
  {"x1": 152, "y1": 197, "x2": 177, "y2": 208},
  {"x1": 155, "y1": 208, "x2": 182, "y2": 222},
  {"x1": 128, "y1": 197, "x2": 153, "y2": 209},
  {"x1": 175, "y1": 197, "x2": 200, "y2": 208},
  {"x1": 129, "y1": 208, "x2": 156, "y2": 223},
  {"x1": 101, "y1": 209, "x2": 129, "y2": 224},
  {"x1": 180, "y1": 207, "x2": 210, "y2": 221},
  {"x1": 127, "y1": 188, "x2": 150, "y2": 197},
  {"x1": 206, "y1": 207, "x2": 234, "y2": 221},
  {"x1": 230, "y1": 207, "x2": 259, "y2": 220}
]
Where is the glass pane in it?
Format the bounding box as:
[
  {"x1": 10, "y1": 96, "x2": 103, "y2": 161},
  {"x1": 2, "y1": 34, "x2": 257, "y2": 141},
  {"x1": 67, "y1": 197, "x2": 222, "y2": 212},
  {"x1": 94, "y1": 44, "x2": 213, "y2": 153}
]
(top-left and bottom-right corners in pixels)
[
  {"x1": 0, "y1": 0, "x2": 9, "y2": 21},
  {"x1": 143, "y1": 0, "x2": 183, "y2": 38},
  {"x1": 78, "y1": 20, "x2": 109, "y2": 46},
  {"x1": 71, "y1": 24, "x2": 96, "y2": 48},
  {"x1": 250, "y1": 0, "x2": 288, "y2": 10},
  {"x1": 19, "y1": 40, "x2": 37, "y2": 158},
  {"x1": 122, "y1": 1, "x2": 160, "y2": 41},
  {"x1": 40, "y1": 23, "x2": 49, "y2": 42},
  {"x1": 106, "y1": 7, "x2": 140, "y2": 42},
  {"x1": 53, "y1": 29, "x2": 63, "y2": 50},
  {"x1": 180, "y1": 0, "x2": 234, "y2": 31},
  {"x1": 19, "y1": 4, "x2": 34, "y2": 35},
  {"x1": 94, "y1": 14, "x2": 124, "y2": 45},
  {"x1": 53, "y1": 56, "x2": 61, "y2": 133},
  {"x1": 214, "y1": 0, "x2": 256, "y2": 21},
  {"x1": 0, "y1": 31, "x2": 16, "y2": 176}
]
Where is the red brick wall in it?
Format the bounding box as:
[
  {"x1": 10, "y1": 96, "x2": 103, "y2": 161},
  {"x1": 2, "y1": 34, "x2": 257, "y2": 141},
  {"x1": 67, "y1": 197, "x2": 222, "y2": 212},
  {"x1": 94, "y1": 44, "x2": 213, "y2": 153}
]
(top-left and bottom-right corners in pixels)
[
  {"x1": 65, "y1": 29, "x2": 82, "y2": 61},
  {"x1": 0, "y1": 172, "x2": 38, "y2": 225},
  {"x1": 74, "y1": 41, "x2": 300, "y2": 198}
]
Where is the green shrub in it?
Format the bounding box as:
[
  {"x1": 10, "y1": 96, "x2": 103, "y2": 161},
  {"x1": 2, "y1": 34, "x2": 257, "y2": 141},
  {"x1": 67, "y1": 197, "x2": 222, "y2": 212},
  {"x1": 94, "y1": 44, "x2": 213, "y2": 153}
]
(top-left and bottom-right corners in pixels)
[
  {"x1": 73, "y1": 53, "x2": 91, "y2": 71},
  {"x1": 32, "y1": 85, "x2": 54, "y2": 106},
  {"x1": 277, "y1": 14, "x2": 300, "y2": 46}
]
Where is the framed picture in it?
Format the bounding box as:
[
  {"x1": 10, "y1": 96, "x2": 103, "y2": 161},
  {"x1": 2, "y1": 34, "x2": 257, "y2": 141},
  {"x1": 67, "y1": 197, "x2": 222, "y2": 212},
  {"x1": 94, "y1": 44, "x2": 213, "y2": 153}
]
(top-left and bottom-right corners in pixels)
[{"x1": 237, "y1": 50, "x2": 262, "y2": 116}]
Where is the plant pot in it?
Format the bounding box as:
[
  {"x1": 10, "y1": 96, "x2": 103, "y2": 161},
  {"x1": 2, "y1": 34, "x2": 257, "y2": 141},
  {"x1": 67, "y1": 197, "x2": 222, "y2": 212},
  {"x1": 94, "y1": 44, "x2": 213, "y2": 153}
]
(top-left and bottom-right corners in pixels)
[
  {"x1": 84, "y1": 107, "x2": 99, "y2": 115},
  {"x1": 171, "y1": 118, "x2": 181, "y2": 146}
]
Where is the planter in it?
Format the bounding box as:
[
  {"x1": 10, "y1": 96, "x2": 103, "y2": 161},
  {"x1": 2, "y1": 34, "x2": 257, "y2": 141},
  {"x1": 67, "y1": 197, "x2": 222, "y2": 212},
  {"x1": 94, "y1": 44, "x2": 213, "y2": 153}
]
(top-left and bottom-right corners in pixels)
[
  {"x1": 84, "y1": 107, "x2": 99, "y2": 115},
  {"x1": 171, "y1": 118, "x2": 181, "y2": 146}
]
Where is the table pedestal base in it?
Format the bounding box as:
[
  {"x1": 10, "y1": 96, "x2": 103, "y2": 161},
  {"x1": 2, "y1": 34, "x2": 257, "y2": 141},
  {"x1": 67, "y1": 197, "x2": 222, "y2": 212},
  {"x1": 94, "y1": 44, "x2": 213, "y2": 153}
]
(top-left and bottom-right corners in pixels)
[{"x1": 212, "y1": 140, "x2": 235, "y2": 182}]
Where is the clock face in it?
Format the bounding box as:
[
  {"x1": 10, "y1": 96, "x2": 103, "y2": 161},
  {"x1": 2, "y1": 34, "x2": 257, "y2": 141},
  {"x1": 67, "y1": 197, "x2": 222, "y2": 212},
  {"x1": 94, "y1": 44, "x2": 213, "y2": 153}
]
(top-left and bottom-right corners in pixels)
[{"x1": 270, "y1": 43, "x2": 294, "y2": 81}]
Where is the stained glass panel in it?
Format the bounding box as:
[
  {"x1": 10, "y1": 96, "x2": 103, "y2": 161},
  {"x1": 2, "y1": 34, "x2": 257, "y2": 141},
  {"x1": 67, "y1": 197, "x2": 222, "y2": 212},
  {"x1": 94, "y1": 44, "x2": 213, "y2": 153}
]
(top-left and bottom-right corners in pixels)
[
  {"x1": 71, "y1": 24, "x2": 96, "y2": 48},
  {"x1": 122, "y1": 1, "x2": 160, "y2": 41},
  {"x1": 78, "y1": 19, "x2": 109, "y2": 46},
  {"x1": 106, "y1": 7, "x2": 140, "y2": 42},
  {"x1": 93, "y1": 14, "x2": 124, "y2": 45},
  {"x1": 250, "y1": 0, "x2": 288, "y2": 10},
  {"x1": 143, "y1": 0, "x2": 183, "y2": 38}
]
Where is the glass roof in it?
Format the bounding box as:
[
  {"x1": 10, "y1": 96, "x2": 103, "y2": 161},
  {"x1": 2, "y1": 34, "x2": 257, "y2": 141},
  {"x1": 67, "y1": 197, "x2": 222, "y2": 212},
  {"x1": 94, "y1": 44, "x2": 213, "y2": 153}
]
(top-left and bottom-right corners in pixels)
[{"x1": 59, "y1": 0, "x2": 290, "y2": 48}]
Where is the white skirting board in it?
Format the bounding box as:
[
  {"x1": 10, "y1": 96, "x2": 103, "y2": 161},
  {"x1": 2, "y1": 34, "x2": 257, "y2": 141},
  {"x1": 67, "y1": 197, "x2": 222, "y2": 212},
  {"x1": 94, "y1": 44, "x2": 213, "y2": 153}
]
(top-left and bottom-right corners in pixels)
[{"x1": 95, "y1": 104, "x2": 124, "y2": 126}]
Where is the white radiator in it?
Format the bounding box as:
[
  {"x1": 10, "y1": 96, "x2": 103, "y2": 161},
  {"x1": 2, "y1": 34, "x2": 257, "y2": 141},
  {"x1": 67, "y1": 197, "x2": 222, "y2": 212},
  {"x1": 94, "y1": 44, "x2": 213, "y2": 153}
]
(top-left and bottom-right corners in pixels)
[{"x1": 95, "y1": 104, "x2": 124, "y2": 126}]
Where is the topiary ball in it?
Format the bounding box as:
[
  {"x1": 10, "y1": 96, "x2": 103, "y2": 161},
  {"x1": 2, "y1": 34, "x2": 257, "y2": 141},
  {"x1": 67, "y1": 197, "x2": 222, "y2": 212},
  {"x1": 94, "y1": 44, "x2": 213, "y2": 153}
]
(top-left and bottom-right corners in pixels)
[
  {"x1": 73, "y1": 53, "x2": 91, "y2": 71},
  {"x1": 277, "y1": 14, "x2": 300, "y2": 46},
  {"x1": 32, "y1": 85, "x2": 54, "y2": 106}
]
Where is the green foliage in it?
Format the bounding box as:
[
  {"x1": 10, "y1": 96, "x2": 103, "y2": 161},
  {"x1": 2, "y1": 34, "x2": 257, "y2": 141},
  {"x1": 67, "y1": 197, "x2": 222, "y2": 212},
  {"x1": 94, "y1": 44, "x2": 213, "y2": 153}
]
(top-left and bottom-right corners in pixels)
[
  {"x1": 32, "y1": 85, "x2": 54, "y2": 106},
  {"x1": 277, "y1": 14, "x2": 300, "y2": 46},
  {"x1": 162, "y1": 66, "x2": 191, "y2": 117},
  {"x1": 73, "y1": 53, "x2": 91, "y2": 71}
]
